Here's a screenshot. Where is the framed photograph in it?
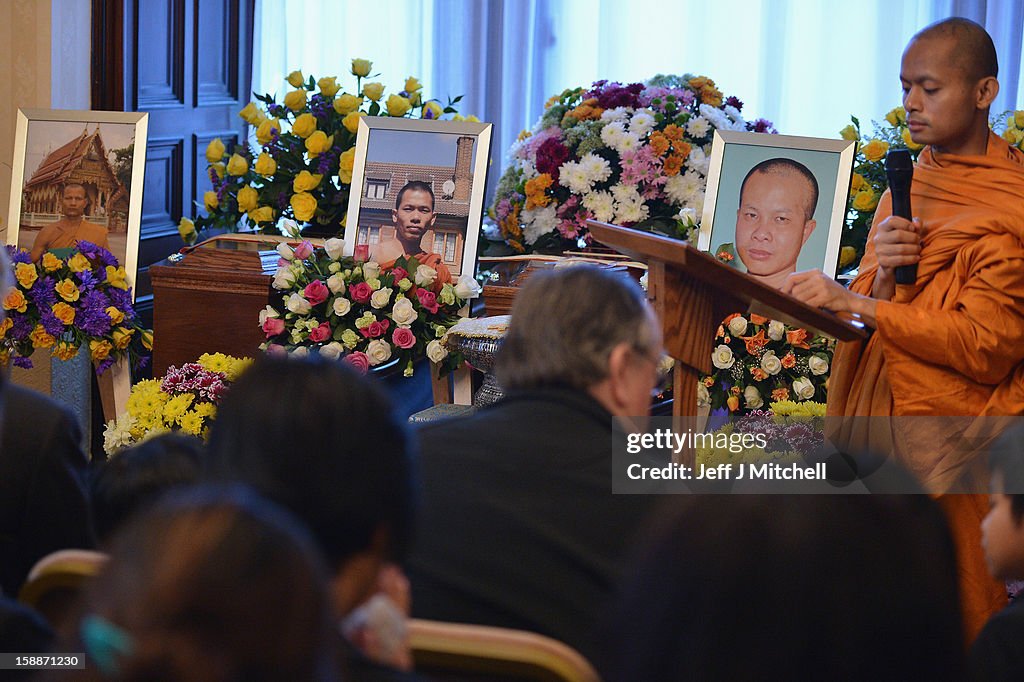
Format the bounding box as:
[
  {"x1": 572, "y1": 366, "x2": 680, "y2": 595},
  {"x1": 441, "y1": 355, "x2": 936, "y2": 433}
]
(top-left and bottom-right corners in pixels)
[
  {"x1": 698, "y1": 130, "x2": 855, "y2": 289},
  {"x1": 6, "y1": 109, "x2": 148, "y2": 298},
  {"x1": 343, "y1": 117, "x2": 492, "y2": 280}
]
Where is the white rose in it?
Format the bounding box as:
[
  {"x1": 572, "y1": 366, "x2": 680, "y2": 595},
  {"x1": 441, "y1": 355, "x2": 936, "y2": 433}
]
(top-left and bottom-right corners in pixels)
[
  {"x1": 744, "y1": 385, "x2": 763, "y2": 409},
  {"x1": 286, "y1": 293, "x2": 312, "y2": 315},
  {"x1": 793, "y1": 376, "x2": 816, "y2": 400},
  {"x1": 324, "y1": 237, "x2": 346, "y2": 260},
  {"x1": 366, "y1": 339, "x2": 392, "y2": 366},
  {"x1": 327, "y1": 273, "x2": 346, "y2": 294},
  {"x1": 760, "y1": 352, "x2": 782, "y2": 375},
  {"x1": 333, "y1": 297, "x2": 351, "y2": 317},
  {"x1": 370, "y1": 287, "x2": 393, "y2": 309},
  {"x1": 391, "y1": 297, "x2": 417, "y2": 326},
  {"x1": 363, "y1": 262, "x2": 381, "y2": 281},
  {"x1": 767, "y1": 320, "x2": 786, "y2": 341},
  {"x1": 426, "y1": 339, "x2": 448, "y2": 363},
  {"x1": 415, "y1": 264, "x2": 437, "y2": 287},
  {"x1": 727, "y1": 316, "x2": 748, "y2": 336},
  {"x1": 454, "y1": 274, "x2": 482, "y2": 300},
  {"x1": 809, "y1": 355, "x2": 829, "y2": 376},
  {"x1": 712, "y1": 344, "x2": 734, "y2": 369},
  {"x1": 319, "y1": 341, "x2": 345, "y2": 360},
  {"x1": 272, "y1": 267, "x2": 296, "y2": 290},
  {"x1": 697, "y1": 380, "x2": 710, "y2": 407},
  {"x1": 328, "y1": 261, "x2": 342, "y2": 273},
  {"x1": 276, "y1": 242, "x2": 295, "y2": 261},
  {"x1": 258, "y1": 305, "x2": 279, "y2": 326},
  {"x1": 290, "y1": 346, "x2": 309, "y2": 358}
]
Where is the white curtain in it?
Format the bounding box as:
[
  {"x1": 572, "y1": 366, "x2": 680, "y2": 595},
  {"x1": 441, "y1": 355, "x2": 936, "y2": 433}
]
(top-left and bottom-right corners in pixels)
[{"x1": 254, "y1": 0, "x2": 1024, "y2": 182}]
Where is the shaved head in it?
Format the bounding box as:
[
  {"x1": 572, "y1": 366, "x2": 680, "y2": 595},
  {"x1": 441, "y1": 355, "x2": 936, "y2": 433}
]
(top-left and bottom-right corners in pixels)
[{"x1": 912, "y1": 17, "x2": 997, "y2": 82}]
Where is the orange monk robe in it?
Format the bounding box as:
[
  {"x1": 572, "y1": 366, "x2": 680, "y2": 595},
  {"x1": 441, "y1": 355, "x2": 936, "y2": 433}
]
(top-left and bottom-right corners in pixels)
[
  {"x1": 829, "y1": 132, "x2": 1024, "y2": 643},
  {"x1": 29, "y1": 218, "x2": 111, "y2": 262}
]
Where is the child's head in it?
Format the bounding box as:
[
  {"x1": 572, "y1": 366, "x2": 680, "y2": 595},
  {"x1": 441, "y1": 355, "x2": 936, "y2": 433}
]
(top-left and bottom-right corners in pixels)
[{"x1": 982, "y1": 424, "x2": 1024, "y2": 581}]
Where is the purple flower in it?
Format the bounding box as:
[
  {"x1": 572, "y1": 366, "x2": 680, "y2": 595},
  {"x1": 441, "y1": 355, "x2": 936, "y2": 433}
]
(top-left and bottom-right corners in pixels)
[
  {"x1": 13, "y1": 356, "x2": 32, "y2": 369},
  {"x1": 11, "y1": 316, "x2": 32, "y2": 341},
  {"x1": 29, "y1": 276, "x2": 56, "y2": 307},
  {"x1": 535, "y1": 138, "x2": 571, "y2": 181},
  {"x1": 725, "y1": 95, "x2": 744, "y2": 112},
  {"x1": 76, "y1": 241, "x2": 117, "y2": 268},
  {"x1": 107, "y1": 288, "x2": 134, "y2": 318},
  {"x1": 586, "y1": 80, "x2": 644, "y2": 109},
  {"x1": 41, "y1": 312, "x2": 64, "y2": 336},
  {"x1": 6, "y1": 245, "x2": 31, "y2": 264},
  {"x1": 751, "y1": 118, "x2": 777, "y2": 134}
]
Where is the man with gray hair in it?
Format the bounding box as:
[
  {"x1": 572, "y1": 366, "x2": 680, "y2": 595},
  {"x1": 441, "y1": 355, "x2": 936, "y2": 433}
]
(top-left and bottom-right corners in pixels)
[{"x1": 406, "y1": 264, "x2": 663, "y2": 660}]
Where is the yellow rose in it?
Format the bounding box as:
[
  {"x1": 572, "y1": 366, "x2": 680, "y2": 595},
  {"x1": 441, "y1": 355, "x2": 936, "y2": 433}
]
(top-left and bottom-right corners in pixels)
[
  {"x1": 106, "y1": 266, "x2": 130, "y2": 291},
  {"x1": 421, "y1": 101, "x2": 443, "y2": 120},
  {"x1": 254, "y1": 152, "x2": 277, "y2": 177},
  {"x1": 286, "y1": 70, "x2": 305, "y2": 88},
  {"x1": 386, "y1": 94, "x2": 412, "y2": 118},
  {"x1": 256, "y1": 118, "x2": 281, "y2": 145},
  {"x1": 140, "y1": 329, "x2": 153, "y2": 351},
  {"x1": 839, "y1": 124, "x2": 858, "y2": 141},
  {"x1": 850, "y1": 173, "x2": 867, "y2": 192},
  {"x1": 861, "y1": 139, "x2": 889, "y2": 162},
  {"x1": 204, "y1": 191, "x2": 219, "y2": 211},
  {"x1": 55, "y1": 278, "x2": 81, "y2": 302},
  {"x1": 343, "y1": 111, "x2": 366, "y2": 134},
  {"x1": 236, "y1": 185, "x2": 259, "y2": 212},
  {"x1": 30, "y1": 325, "x2": 56, "y2": 349},
  {"x1": 1014, "y1": 111, "x2": 1024, "y2": 129},
  {"x1": 211, "y1": 162, "x2": 226, "y2": 178},
  {"x1": 362, "y1": 82, "x2": 384, "y2": 102},
  {"x1": 112, "y1": 326, "x2": 135, "y2": 350},
  {"x1": 408, "y1": 90, "x2": 422, "y2": 107},
  {"x1": 284, "y1": 89, "x2": 308, "y2": 111},
  {"x1": 839, "y1": 245, "x2": 858, "y2": 269},
  {"x1": 52, "y1": 341, "x2": 77, "y2": 361},
  {"x1": 248, "y1": 206, "x2": 275, "y2": 224},
  {"x1": 290, "y1": 192, "x2": 318, "y2": 222},
  {"x1": 318, "y1": 76, "x2": 340, "y2": 97},
  {"x1": 105, "y1": 305, "x2": 124, "y2": 324},
  {"x1": 14, "y1": 263, "x2": 37, "y2": 289},
  {"x1": 1004, "y1": 129, "x2": 1018, "y2": 145},
  {"x1": 6, "y1": 288, "x2": 30, "y2": 312},
  {"x1": 852, "y1": 189, "x2": 880, "y2": 212},
  {"x1": 52, "y1": 302, "x2": 76, "y2": 325},
  {"x1": 333, "y1": 93, "x2": 361, "y2": 115},
  {"x1": 885, "y1": 106, "x2": 906, "y2": 126},
  {"x1": 338, "y1": 148, "x2": 356, "y2": 184},
  {"x1": 351, "y1": 58, "x2": 372, "y2": 77},
  {"x1": 0, "y1": 318, "x2": 11, "y2": 339},
  {"x1": 238, "y1": 102, "x2": 262, "y2": 125},
  {"x1": 68, "y1": 253, "x2": 91, "y2": 273},
  {"x1": 404, "y1": 76, "x2": 422, "y2": 93},
  {"x1": 89, "y1": 339, "x2": 113, "y2": 362},
  {"x1": 901, "y1": 128, "x2": 924, "y2": 151},
  {"x1": 304, "y1": 131, "x2": 333, "y2": 157},
  {"x1": 226, "y1": 153, "x2": 248, "y2": 176},
  {"x1": 41, "y1": 252, "x2": 62, "y2": 272},
  {"x1": 451, "y1": 114, "x2": 466, "y2": 122},
  {"x1": 177, "y1": 217, "x2": 196, "y2": 242},
  {"x1": 465, "y1": 115, "x2": 480, "y2": 122},
  {"x1": 205, "y1": 137, "x2": 225, "y2": 163},
  {"x1": 292, "y1": 170, "x2": 323, "y2": 193},
  {"x1": 291, "y1": 112, "x2": 318, "y2": 138}
]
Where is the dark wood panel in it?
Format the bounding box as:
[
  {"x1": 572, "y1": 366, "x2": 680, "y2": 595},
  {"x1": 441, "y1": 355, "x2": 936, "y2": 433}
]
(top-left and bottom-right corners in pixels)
[
  {"x1": 141, "y1": 137, "x2": 183, "y2": 232},
  {"x1": 135, "y1": 0, "x2": 186, "y2": 108},
  {"x1": 195, "y1": 0, "x2": 238, "y2": 104}
]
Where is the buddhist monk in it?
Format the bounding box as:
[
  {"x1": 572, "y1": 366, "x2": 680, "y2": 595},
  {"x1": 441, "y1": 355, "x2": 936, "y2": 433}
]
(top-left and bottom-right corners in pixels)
[
  {"x1": 29, "y1": 183, "x2": 111, "y2": 262},
  {"x1": 782, "y1": 17, "x2": 1024, "y2": 642},
  {"x1": 369, "y1": 180, "x2": 452, "y2": 284}
]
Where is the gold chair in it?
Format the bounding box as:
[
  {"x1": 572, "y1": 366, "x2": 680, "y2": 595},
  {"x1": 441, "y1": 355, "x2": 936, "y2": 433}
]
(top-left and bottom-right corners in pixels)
[{"x1": 19, "y1": 549, "x2": 108, "y2": 628}]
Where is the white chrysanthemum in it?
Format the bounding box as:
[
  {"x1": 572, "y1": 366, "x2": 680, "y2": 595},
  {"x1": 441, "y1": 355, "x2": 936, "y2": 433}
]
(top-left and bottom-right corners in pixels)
[
  {"x1": 521, "y1": 204, "x2": 558, "y2": 245},
  {"x1": 558, "y1": 160, "x2": 593, "y2": 194},
  {"x1": 724, "y1": 105, "x2": 744, "y2": 123},
  {"x1": 664, "y1": 170, "x2": 702, "y2": 206},
  {"x1": 687, "y1": 146, "x2": 710, "y2": 176},
  {"x1": 600, "y1": 120, "x2": 626, "y2": 148},
  {"x1": 610, "y1": 183, "x2": 641, "y2": 204},
  {"x1": 614, "y1": 199, "x2": 649, "y2": 224},
  {"x1": 582, "y1": 190, "x2": 615, "y2": 222},
  {"x1": 601, "y1": 107, "x2": 630, "y2": 122},
  {"x1": 687, "y1": 191, "x2": 706, "y2": 218},
  {"x1": 103, "y1": 413, "x2": 137, "y2": 456},
  {"x1": 516, "y1": 158, "x2": 539, "y2": 180},
  {"x1": 629, "y1": 109, "x2": 656, "y2": 137},
  {"x1": 613, "y1": 131, "x2": 641, "y2": 154},
  {"x1": 579, "y1": 153, "x2": 612, "y2": 184},
  {"x1": 699, "y1": 103, "x2": 735, "y2": 131},
  {"x1": 685, "y1": 115, "x2": 710, "y2": 138}
]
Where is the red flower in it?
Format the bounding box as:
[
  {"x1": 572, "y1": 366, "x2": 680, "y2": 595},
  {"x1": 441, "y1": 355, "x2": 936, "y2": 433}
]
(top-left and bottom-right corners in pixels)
[
  {"x1": 309, "y1": 321, "x2": 331, "y2": 343},
  {"x1": 349, "y1": 282, "x2": 373, "y2": 303},
  {"x1": 786, "y1": 328, "x2": 810, "y2": 349},
  {"x1": 362, "y1": 319, "x2": 391, "y2": 339},
  {"x1": 344, "y1": 351, "x2": 370, "y2": 374},
  {"x1": 390, "y1": 266, "x2": 408, "y2": 282},
  {"x1": 262, "y1": 317, "x2": 285, "y2": 338},
  {"x1": 416, "y1": 288, "x2": 439, "y2": 314},
  {"x1": 303, "y1": 280, "x2": 329, "y2": 306},
  {"x1": 392, "y1": 326, "x2": 416, "y2": 349}
]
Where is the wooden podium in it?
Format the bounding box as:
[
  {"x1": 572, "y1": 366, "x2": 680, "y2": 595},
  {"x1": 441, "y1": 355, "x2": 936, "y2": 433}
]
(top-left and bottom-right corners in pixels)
[{"x1": 587, "y1": 221, "x2": 868, "y2": 418}]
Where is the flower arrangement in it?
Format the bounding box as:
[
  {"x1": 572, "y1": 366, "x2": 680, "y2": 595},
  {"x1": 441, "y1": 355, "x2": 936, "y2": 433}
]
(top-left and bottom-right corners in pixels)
[
  {"x1": 260, "y1": 238, "x2": 481, "y2": 376},
  {"x1": 490, "y1": 74, "x2": 776, "y2": 253},
  {"x1": 102, "y1": 353, "x2": 252, "y2": 455},
  {"x1": 699, "y1": 312, "x2": 834, "y2": 416},
  {"x1": 1, "y1": 243, "x2": 151, "y2": 373},
  {"x1": 183, "y1": 59, "x2": 470, "y2": 243},
  {"x1": 837, "y1": 107, "x2": 1024, "y2": 274}
]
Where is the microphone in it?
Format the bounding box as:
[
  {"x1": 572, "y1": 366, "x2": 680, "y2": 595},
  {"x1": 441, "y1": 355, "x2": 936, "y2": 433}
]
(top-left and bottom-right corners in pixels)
[{"x1": 885, "y1": 149, "x2": 916, "y2": 285}]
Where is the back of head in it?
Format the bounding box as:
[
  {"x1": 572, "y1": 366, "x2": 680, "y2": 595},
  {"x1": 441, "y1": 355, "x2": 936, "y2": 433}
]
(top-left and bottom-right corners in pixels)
[
  {"x1": 91, "y1": 433, "x2": 204, "y2": 545},
  {"x1": 205, "y1": 355, "x2": 415, "y2": 569},
  {"x1": 912, "y1": 17, "x2": 997, "y2": 82},
  {"x1": 599, "y1": 493, "x2": 963, "y2": 681},
  {"x1": 989, "y1": 422, "x2": 1024, "y2": 519},
  {"x1": 75, "y1": 486, "x2": 336, "y2": 681},
  {"x1": 494, "y1": 264, "x2": 654, "y2": 392}
]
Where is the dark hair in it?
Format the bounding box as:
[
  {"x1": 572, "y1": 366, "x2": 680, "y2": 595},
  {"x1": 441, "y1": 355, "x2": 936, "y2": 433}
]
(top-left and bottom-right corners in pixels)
[
  {"x1": 394, "y1": 180, "x2": 434, "y2": 211},
  {"x1": 598, "y1": 493, "x2": 963, "y2": 681},
  {"x1": 739, "y1": 157, "x2": 819, "y2": 222},
  {"x1": 91, "y1": 433, "x2": 204, "y2": 545},
  {"x1": 989, "y1": 422, "x2": 1024, "y2": 521},
  {"x1": 914, "y1": 17, "x2": 998, "y2": 80},
  {"x1": 205, "y1": 355, "x2": 416, "y2": 569},
  {"x1": 70, "y1": 486, "x2": 337, "y2": 681},
  {"x1": 494, "y1": 264, "x2": 657, "y2": 392}
]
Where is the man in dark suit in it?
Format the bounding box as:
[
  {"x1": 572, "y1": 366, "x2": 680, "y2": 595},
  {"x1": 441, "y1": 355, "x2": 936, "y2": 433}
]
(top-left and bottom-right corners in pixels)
[
  {"x1": 0, "y1": 248, "x2": 94, "y2": 598},
  {"x1": 406, "y1": 265, "x2": 664, "y2": 660}
]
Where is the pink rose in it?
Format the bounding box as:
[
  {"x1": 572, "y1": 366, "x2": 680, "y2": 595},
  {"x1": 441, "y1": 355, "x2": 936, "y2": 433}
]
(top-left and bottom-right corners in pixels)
[
  {"x1": 262, "y1": 317, "x2": 286, "y2": 338},
  {"x1": 349, "y1": 282, "x2": 373, "y2": 303},
  {"x1": 390, "y1": 266, "x2": 408, "y2": 282},
  {"x1": 344, "y1": 351, "x2": 370, "y2": 374},
  {"x1": 392, "y1": 327, "x2": 416, "y2": 349},
  {"x1": 303, "y1": 280, "x2": 329, "y2": 306},
  {"x1": 309, "y1": 321, "x2": 331, "y2": 343},
  {"x1": 293, "y1": 241, "x2": 314, "y2": 260},
  {"x1": 265, "y1": 343, "x2": 287, "y2": 357},
  {"x1": 363, "y1": 319, "x2": 391, "y2": 339},
  {"x1": 416, "y1": 288, "x2": 439, "y2": 314}
]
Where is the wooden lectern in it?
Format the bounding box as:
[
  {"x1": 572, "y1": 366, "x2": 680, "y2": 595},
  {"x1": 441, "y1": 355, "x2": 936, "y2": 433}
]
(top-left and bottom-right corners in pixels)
[{"x1": 587, "y1": 221, "x2": 868, "y2": 419}]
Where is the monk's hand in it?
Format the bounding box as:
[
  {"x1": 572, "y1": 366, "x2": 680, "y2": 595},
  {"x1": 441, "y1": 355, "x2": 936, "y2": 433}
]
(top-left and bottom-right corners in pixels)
[
  {"x1": 782, "y1": 269, "x2": 856, "y2": 312},
  {"x1": 873, "y1": 215, "x2": 923, "y2": 275}
]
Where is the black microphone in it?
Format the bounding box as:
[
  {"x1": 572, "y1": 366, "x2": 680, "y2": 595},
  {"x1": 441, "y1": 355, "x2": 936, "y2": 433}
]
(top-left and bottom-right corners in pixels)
[{"x1": 885, "y1": 149, "x2": 916, "y2": 285}]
